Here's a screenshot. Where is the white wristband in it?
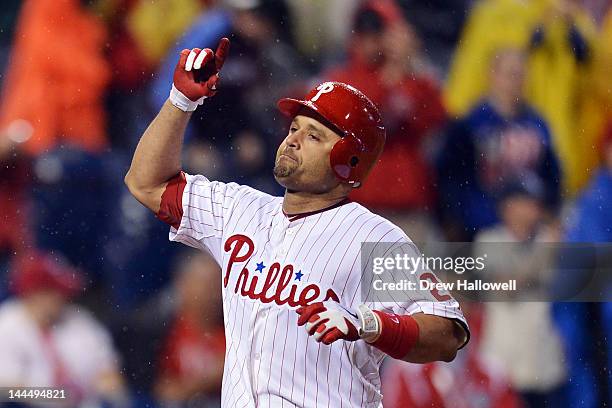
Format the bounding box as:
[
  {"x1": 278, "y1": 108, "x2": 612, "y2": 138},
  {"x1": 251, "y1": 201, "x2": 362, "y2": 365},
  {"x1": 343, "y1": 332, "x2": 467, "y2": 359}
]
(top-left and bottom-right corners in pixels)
[
  {"x1": 357, "y1": 304, "x2": 381, "y2": 343},
  {"x1": 169, "y1": 84, "x2": 205, "y2": 112}
]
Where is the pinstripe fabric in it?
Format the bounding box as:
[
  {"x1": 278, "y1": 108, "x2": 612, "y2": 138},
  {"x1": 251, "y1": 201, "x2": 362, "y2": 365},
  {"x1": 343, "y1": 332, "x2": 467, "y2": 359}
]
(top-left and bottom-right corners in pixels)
[{"x1": 168, "y1": 173, "x2": 468, "y2": 407}]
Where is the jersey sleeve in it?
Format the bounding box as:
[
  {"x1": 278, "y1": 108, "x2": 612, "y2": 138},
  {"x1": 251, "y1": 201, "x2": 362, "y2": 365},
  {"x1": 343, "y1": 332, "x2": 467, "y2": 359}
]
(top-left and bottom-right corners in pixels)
[
  {"x1": 161, "y1": 172, "x2": 242, "y2": 263},
  {"x1": 362, "y1": 230, "x2": 470, "y2": 348}
]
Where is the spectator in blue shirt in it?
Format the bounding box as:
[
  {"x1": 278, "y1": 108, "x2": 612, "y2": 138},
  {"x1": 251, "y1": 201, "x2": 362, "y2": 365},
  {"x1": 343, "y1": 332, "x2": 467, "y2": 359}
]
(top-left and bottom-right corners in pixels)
[
  {"x1": 553, "y1": 125, "x2": 612, "y2": 408},
  {"x1": 438, "y1": 47, "x2": 561, "y2": 240}
]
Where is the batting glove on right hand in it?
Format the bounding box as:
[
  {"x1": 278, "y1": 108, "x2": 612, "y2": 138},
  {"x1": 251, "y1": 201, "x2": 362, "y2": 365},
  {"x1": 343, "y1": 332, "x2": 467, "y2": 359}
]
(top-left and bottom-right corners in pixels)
[
  {"x1": 296, "y1": 301, "x2": 380, "y2": 345},
  {"x1": 170, "y1": 37, "x2": 230, "y2": 112}
]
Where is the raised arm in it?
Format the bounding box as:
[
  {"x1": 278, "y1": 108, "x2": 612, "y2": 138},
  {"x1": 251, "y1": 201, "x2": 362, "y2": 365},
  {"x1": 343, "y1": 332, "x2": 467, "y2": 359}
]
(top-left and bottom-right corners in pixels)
[
  {"x1": 124, "y1": 100, "x2": 191, "y2": 212},
  {"x1": 124, "y1": 38, "x2": 230, "y2": 213}
]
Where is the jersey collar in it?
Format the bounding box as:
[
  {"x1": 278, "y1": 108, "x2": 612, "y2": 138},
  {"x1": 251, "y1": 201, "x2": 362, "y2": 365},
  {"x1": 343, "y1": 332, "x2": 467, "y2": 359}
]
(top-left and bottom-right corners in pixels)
[{"x1": 282, "y1": 198, "x2": 351, "y2": 222}]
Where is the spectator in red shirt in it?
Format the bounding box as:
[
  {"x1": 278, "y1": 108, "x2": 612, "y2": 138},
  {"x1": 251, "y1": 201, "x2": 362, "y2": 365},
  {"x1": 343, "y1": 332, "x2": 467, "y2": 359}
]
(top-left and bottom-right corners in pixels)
[
  {"x1": 0, "y1": 250, "x2": 128, "y2": 407},
  {"x1": 155, "y1": 251, "x2": 225, "y2": 407},
  {"x1": 324, "y1": 0, "x2": 447, "y2": 240}
]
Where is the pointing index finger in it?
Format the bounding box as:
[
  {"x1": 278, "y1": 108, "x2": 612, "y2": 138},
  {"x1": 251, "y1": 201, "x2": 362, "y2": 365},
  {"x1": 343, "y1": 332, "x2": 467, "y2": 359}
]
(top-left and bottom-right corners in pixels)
[{"x1": 215, "y1": 37, "x2": 231, "y2": 71}]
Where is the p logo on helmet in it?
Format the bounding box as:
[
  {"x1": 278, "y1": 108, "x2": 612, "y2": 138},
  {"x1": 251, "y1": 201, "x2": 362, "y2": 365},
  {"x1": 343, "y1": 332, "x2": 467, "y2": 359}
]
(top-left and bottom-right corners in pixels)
[
  {"x1": 311, "y1": 82, "x2": 335, "y2": 102},
  {"x1": 277, "y1": 81, "x2": 386, "y2": 188}
]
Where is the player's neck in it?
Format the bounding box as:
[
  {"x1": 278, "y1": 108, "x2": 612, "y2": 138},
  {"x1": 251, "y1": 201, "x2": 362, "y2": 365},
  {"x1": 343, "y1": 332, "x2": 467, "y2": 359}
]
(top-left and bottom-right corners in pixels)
[{"x1": 282, "y1": 190, "x2": 349, "y2": 216}]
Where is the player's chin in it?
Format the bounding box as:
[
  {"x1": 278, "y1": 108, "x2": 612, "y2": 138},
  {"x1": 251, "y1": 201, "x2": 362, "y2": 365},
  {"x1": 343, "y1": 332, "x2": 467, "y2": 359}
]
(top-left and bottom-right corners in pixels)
[
  {"x1": 273, "y1": 162, "x2": 297, "y2": 181},
  {"x1": 275, "y1": 175, "x2": 312, "y2": 194}
]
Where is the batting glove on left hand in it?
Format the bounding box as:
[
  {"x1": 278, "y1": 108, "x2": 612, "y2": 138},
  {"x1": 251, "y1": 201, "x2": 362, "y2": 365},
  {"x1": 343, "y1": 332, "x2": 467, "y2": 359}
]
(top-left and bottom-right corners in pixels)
[
  {"x1": 296, "y1": 301, "x2": 380, "y2": 345},
  {"x1": 170, "y1": 37, "x2": 230, "y2": 112}
]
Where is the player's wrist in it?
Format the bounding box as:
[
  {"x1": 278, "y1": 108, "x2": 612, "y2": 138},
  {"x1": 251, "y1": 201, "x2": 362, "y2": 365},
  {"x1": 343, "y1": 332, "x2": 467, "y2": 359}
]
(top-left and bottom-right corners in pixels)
[
  {"x1": 169, "y1": 84, "x2": 204, "y2": 112},
  {"x1": 366, "y1": 310, "x2": 420, "y2": 360},
  {"x1": 356, "y1": 304, "x2": 381, "y2": 343}
]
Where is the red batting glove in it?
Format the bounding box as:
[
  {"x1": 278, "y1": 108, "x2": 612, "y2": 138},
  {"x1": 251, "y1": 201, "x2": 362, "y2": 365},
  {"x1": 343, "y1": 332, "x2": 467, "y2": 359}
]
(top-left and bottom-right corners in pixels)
[
  {"x1": 169, "y1": 37, "x2": 230, "y2": 112},
  {"x1": 297, "y1": 302, "x2": 422, "y2": 359},
  {"x1": 297, "y1": 301, "x2": 361, "y2": 345}
]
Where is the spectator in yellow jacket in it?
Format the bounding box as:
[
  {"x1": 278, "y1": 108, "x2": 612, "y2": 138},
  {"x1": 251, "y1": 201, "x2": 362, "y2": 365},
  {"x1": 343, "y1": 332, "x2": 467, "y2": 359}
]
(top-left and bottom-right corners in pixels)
[
  {"x1": 526, "y1": 0, "x2": 597, "y2": 193},
  {"x1": 444, "y1": 0, "x2": 549, "y2": 117},
  {"x1": 576, "y1": 8, "x2": 612, "y2": 186},
  {"x1": 445, "y1": 0, "x2": 596, "y2": 194}
]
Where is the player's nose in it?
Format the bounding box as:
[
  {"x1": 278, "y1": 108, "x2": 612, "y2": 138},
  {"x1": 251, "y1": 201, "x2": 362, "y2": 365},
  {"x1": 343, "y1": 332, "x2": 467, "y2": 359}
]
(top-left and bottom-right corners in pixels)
[{"x1": 285, "y1": 129, "x2": 301, "y2": 149}]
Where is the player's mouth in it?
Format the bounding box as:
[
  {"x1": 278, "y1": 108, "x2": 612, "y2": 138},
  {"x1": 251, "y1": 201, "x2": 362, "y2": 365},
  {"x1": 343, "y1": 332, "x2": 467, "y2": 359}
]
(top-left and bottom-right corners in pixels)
[{"x1": 279, "y1": 153, "x2": 299, "y2": 164}]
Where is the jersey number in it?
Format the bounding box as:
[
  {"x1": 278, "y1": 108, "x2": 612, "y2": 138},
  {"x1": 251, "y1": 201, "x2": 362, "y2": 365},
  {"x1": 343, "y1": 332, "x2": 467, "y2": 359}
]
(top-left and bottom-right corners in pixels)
[{"x1": 420, "y1": 272, "x2": 452, "y2": 301}]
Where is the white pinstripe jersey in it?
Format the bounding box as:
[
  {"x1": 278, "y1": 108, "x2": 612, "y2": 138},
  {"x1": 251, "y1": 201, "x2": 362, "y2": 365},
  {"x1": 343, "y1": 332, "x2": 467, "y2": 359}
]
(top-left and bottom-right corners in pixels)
[{"x1": 168, "y1": 173, "x2": 468, "y2": 408}]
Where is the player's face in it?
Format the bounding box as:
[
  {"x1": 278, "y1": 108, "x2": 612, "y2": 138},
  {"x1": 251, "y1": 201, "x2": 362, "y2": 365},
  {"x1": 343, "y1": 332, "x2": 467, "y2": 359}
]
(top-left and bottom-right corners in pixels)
[{"x1": 274, "y1": 113, "x2": 342, "y2": 193}]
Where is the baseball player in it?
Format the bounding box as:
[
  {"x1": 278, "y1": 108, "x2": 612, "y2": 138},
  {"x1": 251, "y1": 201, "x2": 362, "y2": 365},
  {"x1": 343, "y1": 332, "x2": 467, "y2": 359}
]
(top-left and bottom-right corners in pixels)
[{"x1": 125, "y1": 38, "x2": 469, "y2": 407}]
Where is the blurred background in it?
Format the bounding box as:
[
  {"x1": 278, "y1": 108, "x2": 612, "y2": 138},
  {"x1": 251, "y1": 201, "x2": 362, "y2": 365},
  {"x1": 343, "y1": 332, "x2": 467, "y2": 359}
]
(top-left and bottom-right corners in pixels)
[{"x1": 0, "y1": 0, "x2": 610, "y2": 406}]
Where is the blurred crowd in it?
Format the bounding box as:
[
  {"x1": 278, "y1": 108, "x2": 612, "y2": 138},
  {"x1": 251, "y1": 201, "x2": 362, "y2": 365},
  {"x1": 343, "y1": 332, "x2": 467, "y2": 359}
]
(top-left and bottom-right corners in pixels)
[{"x1": 0, "y1": 0, "x2": 611, "y2": 407}]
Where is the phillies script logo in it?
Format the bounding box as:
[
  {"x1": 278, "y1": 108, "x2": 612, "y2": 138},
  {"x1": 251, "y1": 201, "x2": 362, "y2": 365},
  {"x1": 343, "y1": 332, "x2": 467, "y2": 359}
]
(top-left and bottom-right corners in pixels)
[{"x1": 223, "y1": 234, "x2": 339, "y2": 307}]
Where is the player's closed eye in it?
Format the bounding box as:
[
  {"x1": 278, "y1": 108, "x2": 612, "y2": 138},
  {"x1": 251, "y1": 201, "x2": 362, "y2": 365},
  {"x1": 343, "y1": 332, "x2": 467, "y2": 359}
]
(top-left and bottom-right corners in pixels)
[{"x1": 309, "y1": 134, "x2": 319, "y2": 141}]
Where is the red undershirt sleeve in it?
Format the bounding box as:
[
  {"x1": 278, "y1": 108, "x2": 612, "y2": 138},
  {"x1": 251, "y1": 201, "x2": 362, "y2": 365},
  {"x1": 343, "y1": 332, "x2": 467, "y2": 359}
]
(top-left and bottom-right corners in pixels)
[{"x1": 156, "y1": 171, "x2": 187, "y2": 230}]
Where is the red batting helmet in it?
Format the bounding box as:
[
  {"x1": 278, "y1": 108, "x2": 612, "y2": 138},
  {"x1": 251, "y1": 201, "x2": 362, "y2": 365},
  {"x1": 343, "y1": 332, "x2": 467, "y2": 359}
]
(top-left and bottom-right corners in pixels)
[{"x1": 277, "y1": 82, "x2": 385, "y2": 187}]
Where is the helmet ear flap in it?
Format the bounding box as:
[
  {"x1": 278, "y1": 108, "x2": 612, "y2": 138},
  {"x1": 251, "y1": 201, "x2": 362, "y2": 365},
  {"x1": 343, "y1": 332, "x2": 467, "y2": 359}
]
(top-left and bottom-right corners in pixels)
[{"x1": 330, "y1": 135, "x2": 363, "y2": 185}]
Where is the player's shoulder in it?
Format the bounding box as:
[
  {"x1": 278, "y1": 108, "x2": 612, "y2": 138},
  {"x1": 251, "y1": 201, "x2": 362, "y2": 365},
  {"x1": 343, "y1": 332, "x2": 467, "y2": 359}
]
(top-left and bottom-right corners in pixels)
[
  {"x1": 229, "y1": 183, "x2": 283, "y2": 216},
  {"x1": 344, "y1": 201, "x2": 411, "y2": 244},
  {"x1": 185, "y1": 172, "x2": 282, "y2": 207}
]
